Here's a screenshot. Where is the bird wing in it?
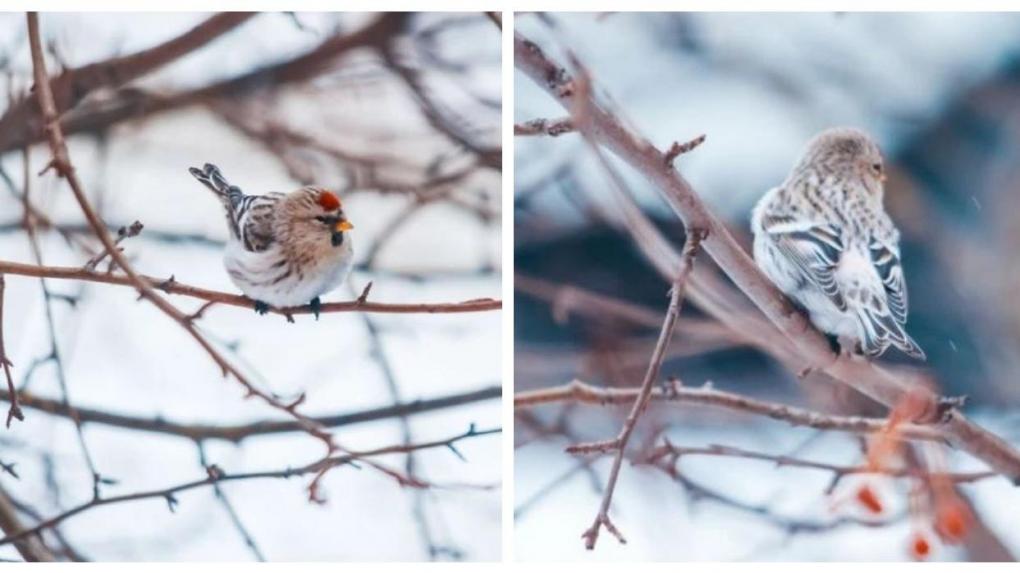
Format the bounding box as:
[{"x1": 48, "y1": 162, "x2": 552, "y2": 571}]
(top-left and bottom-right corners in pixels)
[
  {"x1": 759, "y1": 214, "x2": 847, "y2": 312},
  {"x1": 235, "y1": 193, "x2": 284, "y2": 253},
  {"x1": 868, "y1": 238, "x2": 907, "y2": 324}
]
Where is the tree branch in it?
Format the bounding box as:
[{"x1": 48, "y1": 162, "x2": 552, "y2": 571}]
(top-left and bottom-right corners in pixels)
[
  {"x1": 515, "y1": 379, "x2": 948, "y2": 443},
  {"x1": 574, "y1": 231, "x2": 704, "y2": 550},
  {"x1": 0, "y1": 425, "x2": 500, "y2": 549},
  {"x1": 0, "y1": 260, "x2": 501, "y2": 316},
  {"x1": 0, "y1": 13, "x2": 254, "y2": 152},
  {"x1": 1, "y1": 384, "x2": 499, "y2": 442}
]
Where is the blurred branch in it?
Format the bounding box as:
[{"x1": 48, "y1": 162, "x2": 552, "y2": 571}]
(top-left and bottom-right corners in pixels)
[
  {"x1": 0, "y1": 276, "x2": 22, "y2": 428},
  {"x1": 3, "y1": 14, "x2": 407, "y2": 154},
  {"x1": 484, "y1": 12, "x2": 501, "y2": 30},
  {"x1": 0, "y1": 13, "x2": 254, "y2": 152},
  {"x1": 515, "y1": 379, "x2": 948, "y2": 443},
  {"x1": 0, "y1": 486, "x2": 56, "y2": 562},
  {"x1": 642, "y1": 442, "x2": 995, "y2": 488},
  {"x1": 381, "y1": 42, "x2": 501, "y2": 170},
  {"x1": 514, "y1": 30, "x2": 1020, "y2": 483},
  {"x1": 0, "y1": 259, "x2": 501, "y2": 316},
  {"x1": 1, "y1": 384, "x2": 499, "y2": 442},
  {"x1": 515, "y1": 117, "x2": 574, "y2": 137},
  {"x1": 197, "y1": 443, "x2": 266, "y2": 562},
  {"x1": 0, "y1": 425, "x2": 500, "y2": 550}
]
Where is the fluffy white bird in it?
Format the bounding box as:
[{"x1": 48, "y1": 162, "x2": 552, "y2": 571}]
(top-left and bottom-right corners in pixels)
[
  {"x1": 751, "y1": 127, "x2": 925, "y2": 359},
  {"x1": 189, "y1": 163, "x2": 354, "y2": 317}
]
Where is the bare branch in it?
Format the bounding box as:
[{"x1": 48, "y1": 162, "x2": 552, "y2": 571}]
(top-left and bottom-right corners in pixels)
[
  {"x1": 575, "y1": 232, "x2": 704, "y2": 550},
  {"x1": 0, "y1": 260, "x2": 501, "y2": 316},
  {"x1": 0, "y1": 425, "x2": 500, "y2": 549},
  {"x1": 2, "y1": 385, "x2": 499, "y2": 442},
  {"x1": 515, "y1": 379, "x2": 948, "y2": 443}
]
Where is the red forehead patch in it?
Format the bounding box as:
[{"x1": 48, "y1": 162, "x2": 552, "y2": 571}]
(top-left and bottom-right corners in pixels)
[{"x1": 317, "y1": 191, "x2": 341, "y2": 211}]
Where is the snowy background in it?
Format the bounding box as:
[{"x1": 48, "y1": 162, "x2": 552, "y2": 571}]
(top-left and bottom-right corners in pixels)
[
  {"x1": 0, "y1": 12, "x2": 501, "y2": 561},
  {"x1": 515, "y1": 12, "x2": 1020, "y2": 561}
]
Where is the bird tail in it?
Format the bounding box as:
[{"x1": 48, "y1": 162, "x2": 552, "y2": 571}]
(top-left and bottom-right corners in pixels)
[
  {"x1": 188, "y1": 163, "x2": 244, "y2": 240},
  {"x1": 857, "y1": 308, "x2": 926, "y2": 360},
  {"x1": 188, "y1": 163, "x2": 244, "y2": 211}
]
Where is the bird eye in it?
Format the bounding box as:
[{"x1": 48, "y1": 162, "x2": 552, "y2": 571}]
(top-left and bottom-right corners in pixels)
[
  {"x1": 314, "y1": 216, "x2": 330, "y2": 224},
  {"x1": 872, "y1": 163, "x2": 883, "y2": 173}
]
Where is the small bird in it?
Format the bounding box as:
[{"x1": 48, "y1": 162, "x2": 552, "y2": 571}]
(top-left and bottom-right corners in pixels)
[
  {"x1": 188, "y1": 163, "x2": 354, "y2": 317},
  {"x1": 751, "y1": 127, "x2": 925, "y2": 359}
]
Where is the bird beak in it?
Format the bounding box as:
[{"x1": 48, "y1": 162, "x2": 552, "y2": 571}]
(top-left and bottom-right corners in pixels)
[
  {"x1": 335, "y1": 220, "x2": 353, "y2": 232},
  {"x1": 880, "y1": 173, "x2": 887, "y2": 183}
]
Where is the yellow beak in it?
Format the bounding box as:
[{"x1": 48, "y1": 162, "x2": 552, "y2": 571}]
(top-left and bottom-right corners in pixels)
[{"x1": 335, "y1": 220, "x2": 354, "y2": 232}]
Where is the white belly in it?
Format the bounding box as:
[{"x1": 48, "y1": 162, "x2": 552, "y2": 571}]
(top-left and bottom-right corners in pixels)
[{"x1": 223, "y1": 238, "x2": 354, "y2": 307}]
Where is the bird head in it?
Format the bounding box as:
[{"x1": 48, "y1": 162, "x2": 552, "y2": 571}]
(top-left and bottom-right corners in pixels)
[
  {"x1": 286, "y1": 187, "x2": 353, "y2": 248},
  {"x1": 796, "y1": 127, "x2": 887, "y2": 199}
]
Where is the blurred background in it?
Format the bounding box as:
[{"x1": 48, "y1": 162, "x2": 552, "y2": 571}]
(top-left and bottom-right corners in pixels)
[
  {"x1": 0, "y1": 12, "x2": 501, "y2": 561},
  {"x1": 515, "y1": 12, "x2": 1020, "y2": 561}
]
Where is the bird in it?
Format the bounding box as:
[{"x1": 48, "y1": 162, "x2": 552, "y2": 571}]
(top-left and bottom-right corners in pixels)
[
  {"x1": 750, "y1": 127, "x2": 925, "y2": 360},
  {"x1": 188, "y1": 163, "x2": 354, "y2": 318}
]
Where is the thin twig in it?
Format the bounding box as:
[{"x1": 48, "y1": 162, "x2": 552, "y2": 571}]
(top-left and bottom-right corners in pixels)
[
  {"x1": 0, "y1": 425, "x2": 500, "y2": 548},
  {"x1": 663, "y1": 134, "x2": 706, "y2": 166},
  {"x1": 0, "y1": 384, "x2": 499, "y2": 442},
  {"x1": 575, "y1": 232, "x2": 704, "y2": 550},
  {"x1": 515, "y1": 379, "x2": 948, "y2": 443}
]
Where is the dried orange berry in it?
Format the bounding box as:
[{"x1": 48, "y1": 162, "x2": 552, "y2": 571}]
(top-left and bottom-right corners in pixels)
[
  {"x1": 317, "y1": 190, "x2": 341, "y2": 211},
  {"x1": 910, "y1": 533, "x2": 931, "y2": 560},
  {"x1": 855, "y1": 484, "x2": 883, "y2": 514},
  {"x1": 934, "y1": 500, "x2": 971, "y2": 543}
]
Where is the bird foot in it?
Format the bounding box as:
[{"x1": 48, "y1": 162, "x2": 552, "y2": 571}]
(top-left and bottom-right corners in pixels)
[
  {"x1": 253, "y1": 300, "x2": 271, "y2": 315},
  {"x1": 309, "y1": 297, "x2": 322, "y2": 321}
]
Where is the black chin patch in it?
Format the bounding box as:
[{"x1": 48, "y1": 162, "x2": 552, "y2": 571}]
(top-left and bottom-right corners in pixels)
[{"x1": 331, "y1": 232, "x2": 345, "y2": 247}]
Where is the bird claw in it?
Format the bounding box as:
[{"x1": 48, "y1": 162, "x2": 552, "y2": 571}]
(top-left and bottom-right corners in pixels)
[
  {"x1": 309, "y1": 297, "x2": 322, "y2": 321},
  {"x1": 253, "y1": 300, "x2": 271, "y2": 315}
]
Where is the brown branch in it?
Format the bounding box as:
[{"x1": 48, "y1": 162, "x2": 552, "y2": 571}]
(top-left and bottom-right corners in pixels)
[
  {"x1": 514, "y1": 30, "x2": 1020, "y2": 483},
  {"x1": 515, "y1": 379, "x2": 949, "y2": 443},
  {"x1": 0, "y1": 260, "x2": 501, "y2": 316},
  {"x1": 663, "y1": 134, "x2": 706, "y2": 166},
  {"x1": 643, "y1": 442, "x2": 996, "y2": 486},
  {"x1": 0, "y1": 276, "x2": 22, "y2": 428},
  {"x1": 514, "y1": 117, "x2": 575, "y2": 137},
  {"x1": 1, "y1": 384, "x2": 499, "y2": 442},
  {"x1": 27, "y1": 13, "x2": 334, "y2": 451},
  {"x1": 0, "y1": 13, "x2": 253, "y2": 153},
  {"x1": 0, "y1": 486, "x2": 56, "y2": 562},
  {"x1": 380, "y1": 41, "x2": 501, "y2": 170},
  {"x1": 81, "y1": 220, "x2": 142, "y2": 271},
  {"x1": 484, "y1": 12, "x2": 502, "y2": 30},
  {"x1": 574, "y1": 231, "x2": 704, "y2": 550},
  {"x1": 3, "y1": 14, "x2": 406, "y2": 154},
  {"x1": 0, "y1": 425, "x2": 500, "y2": 549}
]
